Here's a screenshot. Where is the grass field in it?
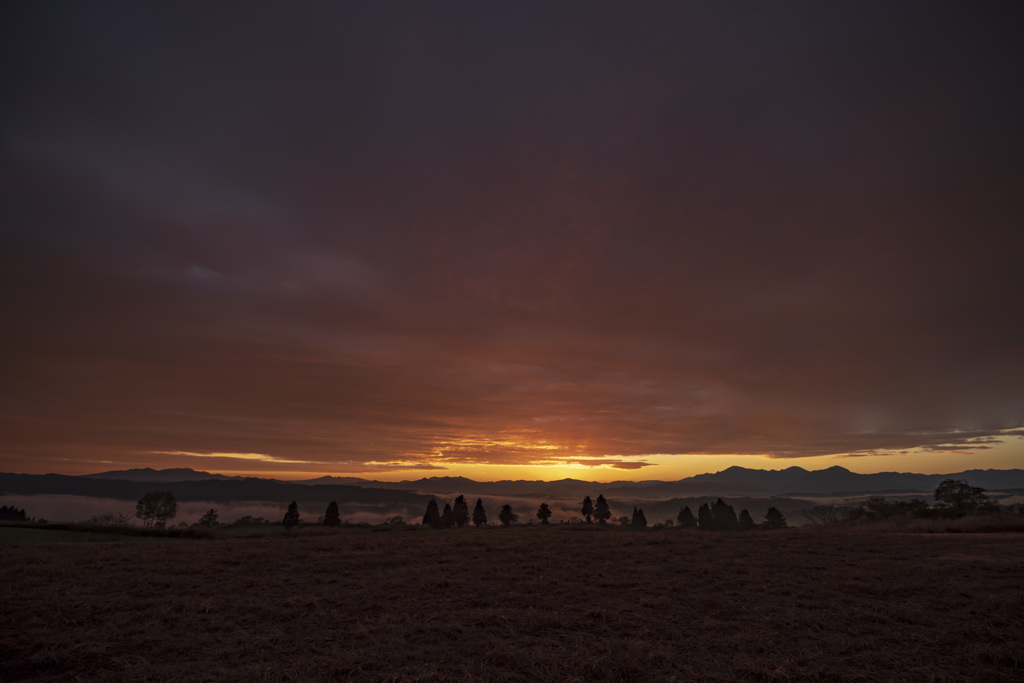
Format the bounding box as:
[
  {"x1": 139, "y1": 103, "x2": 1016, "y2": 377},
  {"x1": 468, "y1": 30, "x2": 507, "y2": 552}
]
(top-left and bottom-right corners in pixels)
[{"x1": 2, "y1": 526, "x2": 1022, "y2": 682}]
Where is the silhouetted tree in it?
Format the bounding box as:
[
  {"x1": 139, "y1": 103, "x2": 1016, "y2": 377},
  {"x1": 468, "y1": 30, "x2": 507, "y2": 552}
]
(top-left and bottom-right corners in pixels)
[
  {"x1": 677, "y1": 505, "x2": 697, "y2": 529},
  {"x1": 136, "y1": 491, "x2": 177, "y2": 528},
  {"x1": 846, "y1": 497, "x2": 929, "y2": 523},
  {"x1": 198, "y1": 509, "x2": 219, "y2": 527},
  {"x1": 631, "y1": 506, "x2": 648, "y2": 528},
  {"x1": 441, "y1": 503, "x2": 454, "y2": 529},
  {"x1": 762, "y1": 506, "x2": 787, "y2": 530},
  {"x1": 594, "y1": 494, "x2": 612, "y2": 524},
  {"x1": 87, "y1": 512, "x2": 131, "y2": 526},
  {"x1": 0, "y1": 505, "x2": 27, "y2": 522},
  {"x1": 616, "y1": 516, "x2": 630, "y2": 526},
  {"x1": 422, "y1": 499, "x2": 441, "y2": 528},
  {"x1": 323, "y1": 500, "x2": 341, "y2": 527},
  {"x1": 472, "y1": 499, "x2": 487, "y2": 526},
  {"x1": 581, "y1": 496, "x2": 594, "y2": 523},
  {"x1": 713, "y1": 498, "x2": 738, "y2": 531},
  {"x1": 498, "y1": 504, "x2": 517, "y2": 527},
  {"x1": 283, "y1": 501, "x2": 301, "y2": 529},
  {"x1": 697, "y1": 502, "x2": 715, "y2": 531},
  {"x1": 934, "y1": 479, "x2": 995, "y2": 517},
  {"x1": 738, "y1": 509, "x2": 756, "y2": 530},
  {"x1": 537, "y1": 502, "x2": 552, "y2": 524},
  {"x1": 802, "y1": 504, "x2": 842, "y2": 526},
  {"x1": 230, "y1": 515, "x2": 269, "y2": 527},
  {"x1": 452, "y1": 495, "x2": 470, "y2": 527}
]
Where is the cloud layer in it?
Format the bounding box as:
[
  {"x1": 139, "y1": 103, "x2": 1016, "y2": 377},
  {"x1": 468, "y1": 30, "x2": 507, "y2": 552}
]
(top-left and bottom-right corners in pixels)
[{"x1": 2, "y1": 3, "x2": 1022, "y2": 476}]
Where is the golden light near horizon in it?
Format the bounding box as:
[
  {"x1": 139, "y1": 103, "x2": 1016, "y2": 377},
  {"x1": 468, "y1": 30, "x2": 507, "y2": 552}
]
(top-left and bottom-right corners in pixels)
[{"x1": 105, "y1": 434, "x2": 1024, "y2": 482}]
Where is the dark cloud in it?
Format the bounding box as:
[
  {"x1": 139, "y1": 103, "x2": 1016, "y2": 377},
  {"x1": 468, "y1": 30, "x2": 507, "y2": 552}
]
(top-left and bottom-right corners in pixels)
[
  {"x1": 566, "y1": 460, "x2": 656, "y2": 471},
  {"x1": 2, "y1": 2, "x2": 1022, "y2": 476}
]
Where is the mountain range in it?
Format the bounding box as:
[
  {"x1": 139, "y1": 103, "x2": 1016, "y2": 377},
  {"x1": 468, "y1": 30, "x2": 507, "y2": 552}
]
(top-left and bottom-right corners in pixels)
[
  {"x1": 7, "y1": 465, "x2": 1021, "y2": 499},
  {"x1": 281, "y1": 466, "x2": 1024, "y2": 497}
]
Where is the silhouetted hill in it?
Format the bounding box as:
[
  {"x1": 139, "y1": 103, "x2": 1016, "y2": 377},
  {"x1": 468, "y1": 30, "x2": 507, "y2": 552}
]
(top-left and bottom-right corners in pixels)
[
  {"x1": 0, "y1": 472, "x2": 431, "y2": 507},
  {"x1": 7, "y1": 466, "x2": 1021, "y2": 505},
  {"x1": 81, "y1": 467, "x2": 237, "y2": 482},
  {"x1": 323, "y1": 467, "x2": 1024, "y2": 498}
]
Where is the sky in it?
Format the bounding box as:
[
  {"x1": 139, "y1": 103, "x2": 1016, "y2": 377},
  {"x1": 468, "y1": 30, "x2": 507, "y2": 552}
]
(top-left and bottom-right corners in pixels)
[{"x1": 2, "y1": 2, "x2": 1022, "y2": 482}]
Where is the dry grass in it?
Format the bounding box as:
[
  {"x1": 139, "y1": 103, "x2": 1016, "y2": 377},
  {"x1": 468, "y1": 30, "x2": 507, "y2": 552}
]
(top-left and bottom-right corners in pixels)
[{"x1": 2, "y1": 526, "x2": 1022, "y2": 682}]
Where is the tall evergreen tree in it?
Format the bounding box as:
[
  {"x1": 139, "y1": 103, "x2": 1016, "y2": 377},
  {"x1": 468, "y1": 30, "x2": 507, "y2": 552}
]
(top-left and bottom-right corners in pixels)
[
  {"x1": 282, "y1": 501, "x2": 300, "y2": 529},
  {"x1": 737, "y1": 509, "x2": 756, "y2": 530},
  {"x1": 677, "y1": 505, "x2": 697, "y2": 529},
  {"x1": 452, "y1": 495, "x2": 470, "y2": 527},
  {"x1": 323, "y1": 500, "x2": 341, "y2": 527},
  {"x1": 498, "y1": 504, "x2": 517, "y2": 527},
  {"x1": 536, "y1": 502, "x2": 552, "y2": 524},
  {"x1": 472, "y1": 499, "x2": 487, "y2": 526},
  {"x1": 422, "y1": 499, "x2": 441, "y2": 528},
  {"x1": 441, "y1": 503, "x2": 454, "y2": 529},
  {"x1": 581, "y1": 496, "x2": 594, "y2": 523},
  {"x1": 594, "y1": 495, "x2": 612, "y2": 524},
  {"x1": 762, "y1": 506, "x2": 788, "y2": 530},
  {"x1": 697, "y1": 502, "x2": 715, "y2": 531},
  {"x1": 631, "y1": 506, "x2": 648, "y2": 528},
  {"x1": 713, "y1": 498, "x2": 739, "y2": 531}
]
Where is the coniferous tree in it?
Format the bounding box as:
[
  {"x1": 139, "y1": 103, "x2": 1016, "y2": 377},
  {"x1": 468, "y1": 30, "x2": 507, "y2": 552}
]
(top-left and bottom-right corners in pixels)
[
  {"x1": 452, "y1": 495, "x2": 470, "y2": 527},
  {"x1": 0, "y1": 505, "x2": 27, "y2": 522},
  {"x1": 581, "y1": 496, "x2": 594, "y2": 523},
  {"x1": 441, "y1": 503, "x2": 454, "y2": 529},
  {"x1": 537, "y1": 502, "x2": 552, "y2": 524},
  {"x1": 713, "y1": 498, "x2": 739, "y2": 531},
  {"x1": 762, "y1": 506, "x2": 788, "y2": 530},
  {"x1": 737, "y1": 509, "x2": 756, "y2": 530},
  {"x1": 472, "y1": 499, "x2": 487, "y2": 526},
  {"x1": 631, "y1": 506, "x2": 648, "y2": 528},
  {"x1": 677, "y1": 505, "x2": 697, "y2": 529},
  {"x1": 198, "y1": 509, "x2": 219, "y2": 527},
  {"x1": 422, "y1": 499, "x2": 441, "y2": 528},
  {"x1": 697, "y1": 502, "x2": 715, "y2": 531},
  {"x1": 498, "y1": 504, "x2": 517, "y2": 527},
  {"x1": 323, "y1": 500, "x2": 341, "y2": 527},
  {"x1": 594, "y1": 495, "x2": 612, "y2": 524},
  {"x1": 282, "y1": 501, "x2": 300, "y2": 529}
]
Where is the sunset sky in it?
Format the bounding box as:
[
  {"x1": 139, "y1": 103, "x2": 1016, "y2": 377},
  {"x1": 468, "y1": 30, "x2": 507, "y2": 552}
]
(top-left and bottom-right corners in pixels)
[{"x1": 2, "y1": 2, "x2": 1022, "y2": 482}]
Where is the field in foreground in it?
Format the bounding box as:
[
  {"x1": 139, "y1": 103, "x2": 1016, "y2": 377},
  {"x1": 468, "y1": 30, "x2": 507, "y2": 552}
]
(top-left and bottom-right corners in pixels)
[{"x1": 1, "y1": 527, "x2": 1022, "y2": 682}]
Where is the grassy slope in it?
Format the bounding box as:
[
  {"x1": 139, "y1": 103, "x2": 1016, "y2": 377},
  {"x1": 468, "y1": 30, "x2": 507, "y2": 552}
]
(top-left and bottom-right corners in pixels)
[{"x1": 1, "y1": 527, "x2": 1022, "y2": 682}]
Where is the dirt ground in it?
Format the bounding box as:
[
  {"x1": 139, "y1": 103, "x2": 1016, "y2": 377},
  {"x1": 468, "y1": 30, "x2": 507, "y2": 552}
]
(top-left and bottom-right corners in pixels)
[{"x1": 2, "y1": 526, "x2": 1022, "y2": 682}]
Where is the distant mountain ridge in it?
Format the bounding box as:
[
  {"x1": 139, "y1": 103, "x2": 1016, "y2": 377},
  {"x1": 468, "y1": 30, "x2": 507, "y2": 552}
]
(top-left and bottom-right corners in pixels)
[
  {"x1": 0, "y1": 472, "x2": 430, "y2": 508},
  {"x1": 80, "y1": 467, "x2": 239, "y2": 482},
  {"x1": 71, "y1": 465, "x2": 1024, "y2": 498}
]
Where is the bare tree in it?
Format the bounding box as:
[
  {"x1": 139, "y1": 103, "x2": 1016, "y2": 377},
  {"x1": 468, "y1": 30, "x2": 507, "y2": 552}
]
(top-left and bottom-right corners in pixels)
[{"x1": 135, "y1": 491, "x2": 177, "y2": 528}]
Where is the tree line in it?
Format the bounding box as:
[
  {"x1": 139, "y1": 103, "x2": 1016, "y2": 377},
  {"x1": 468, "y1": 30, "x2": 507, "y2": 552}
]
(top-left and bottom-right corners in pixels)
[
  {"x1": 416, "y1": 494, "x2": 789, "y2": 531},
  {"x1": 9, "y1": 477, "x2": 1011, "y2": 531}
]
